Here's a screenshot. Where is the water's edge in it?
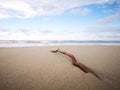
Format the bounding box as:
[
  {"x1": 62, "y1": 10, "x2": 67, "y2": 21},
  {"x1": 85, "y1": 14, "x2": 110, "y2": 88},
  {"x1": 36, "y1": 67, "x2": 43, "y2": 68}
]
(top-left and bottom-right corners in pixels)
[{"x1": 0, "y1": 40, "x2": 120, "y2": 47}]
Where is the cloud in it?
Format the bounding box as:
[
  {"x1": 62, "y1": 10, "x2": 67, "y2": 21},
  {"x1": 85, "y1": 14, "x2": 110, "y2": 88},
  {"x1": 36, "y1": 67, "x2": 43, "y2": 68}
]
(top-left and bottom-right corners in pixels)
[
  {"x1": 42, "y1": 17, "x2": 51, "y2": 22},
  {"x1": 69, "y1": 8, "x2": 90, "y2": 15},
  {"x1": 0, "y1": 27, "x2": 55, "y2": 40},
  {"x1": 97, "y1": 13, "x2": 120, "y2": 24},
  {"x1": 0, "y1": 14, "x2": 9, "y2": 19},
  {"x1": 84, "y1": 26, "x2": 120, "y2": 40},
  {"x1": 0, "y1": 0, "x2": 116, "y2": 18},
  {"x1": 0, "y1": 0, "x2": 37, "y2": 18},
  {"x1": 86, "y1": 26, "x2": 120, "y2": 32},
  {"x1": 0, "y1": 27, "x2": 9, "y2": 32},
  {"x1": 0, "y1": 8, "x2": 9, "y2": 19},
  {"x1": 0, "y1": 26, "x2": 120, "y2": 40}
]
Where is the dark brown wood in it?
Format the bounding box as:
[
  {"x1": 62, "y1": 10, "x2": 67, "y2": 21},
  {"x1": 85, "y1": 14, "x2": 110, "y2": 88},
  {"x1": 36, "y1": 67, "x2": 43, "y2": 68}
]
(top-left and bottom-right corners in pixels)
[{"x1": 51, "y1": 48, "x2": 101, "y2": 80}]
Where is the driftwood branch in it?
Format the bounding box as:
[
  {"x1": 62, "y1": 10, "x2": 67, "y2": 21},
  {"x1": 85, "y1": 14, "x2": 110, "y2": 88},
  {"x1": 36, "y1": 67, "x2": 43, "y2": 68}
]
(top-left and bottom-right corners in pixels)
[{"x1": 51, "y1": 48, "x2": 101, "y2": 80}]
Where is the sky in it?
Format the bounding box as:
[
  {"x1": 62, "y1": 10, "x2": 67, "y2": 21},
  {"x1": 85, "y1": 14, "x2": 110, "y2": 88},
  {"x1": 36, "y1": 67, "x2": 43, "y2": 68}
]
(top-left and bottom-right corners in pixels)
[{"x1": 0, "y1": 0, "x2": 120, "y2": 40}]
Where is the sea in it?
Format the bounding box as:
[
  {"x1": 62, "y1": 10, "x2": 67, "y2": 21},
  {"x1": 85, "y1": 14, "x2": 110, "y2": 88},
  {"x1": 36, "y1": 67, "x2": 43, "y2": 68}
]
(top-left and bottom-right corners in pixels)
[{"x1": 0, "y1": 40, "x2": 120, "y2": 47}]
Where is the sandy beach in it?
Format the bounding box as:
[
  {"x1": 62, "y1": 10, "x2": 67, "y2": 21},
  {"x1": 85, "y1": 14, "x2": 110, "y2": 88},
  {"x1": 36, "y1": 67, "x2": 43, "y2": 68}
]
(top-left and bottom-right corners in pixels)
[{"x1": 0, "y1": 45, "x2": 120, "y2": 90}]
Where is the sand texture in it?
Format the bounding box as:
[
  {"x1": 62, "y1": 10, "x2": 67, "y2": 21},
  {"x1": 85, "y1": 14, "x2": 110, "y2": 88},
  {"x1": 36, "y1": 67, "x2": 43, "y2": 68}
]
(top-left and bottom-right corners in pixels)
[{"x1": 0, "y1": 45, "x2": 120, "y2": 90}]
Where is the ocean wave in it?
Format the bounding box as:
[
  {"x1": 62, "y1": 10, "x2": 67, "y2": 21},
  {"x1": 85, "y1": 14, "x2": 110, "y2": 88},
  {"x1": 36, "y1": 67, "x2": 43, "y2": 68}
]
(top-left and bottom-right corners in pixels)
[{"x1": 0, "y1": 40, "x2": 120, "y2": 47}]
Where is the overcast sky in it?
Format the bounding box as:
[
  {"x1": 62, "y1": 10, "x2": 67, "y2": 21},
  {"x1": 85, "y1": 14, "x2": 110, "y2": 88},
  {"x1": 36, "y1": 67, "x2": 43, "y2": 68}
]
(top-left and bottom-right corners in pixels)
[{"x1": 0, "y1": 0, "x2": 120, "y2": 40}]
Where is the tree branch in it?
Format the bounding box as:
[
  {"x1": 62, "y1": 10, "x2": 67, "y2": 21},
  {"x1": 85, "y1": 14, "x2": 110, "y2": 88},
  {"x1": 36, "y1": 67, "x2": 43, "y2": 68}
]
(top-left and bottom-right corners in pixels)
[{"x1": 51, "y1": 48, "x2": 101, "y2": 80}]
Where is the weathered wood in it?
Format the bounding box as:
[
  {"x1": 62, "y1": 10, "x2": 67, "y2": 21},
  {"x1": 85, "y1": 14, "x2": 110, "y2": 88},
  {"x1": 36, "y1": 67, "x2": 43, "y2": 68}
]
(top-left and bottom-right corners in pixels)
[{"x1": 51, "y1": 48, "x2": 101, "y2": 80}]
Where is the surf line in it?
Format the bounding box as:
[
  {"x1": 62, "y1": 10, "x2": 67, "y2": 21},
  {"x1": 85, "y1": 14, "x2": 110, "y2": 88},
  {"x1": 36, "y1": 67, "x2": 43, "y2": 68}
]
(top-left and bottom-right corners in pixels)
[{"x1": 51, "y1": 48, "x2": 102, "y2": 80}]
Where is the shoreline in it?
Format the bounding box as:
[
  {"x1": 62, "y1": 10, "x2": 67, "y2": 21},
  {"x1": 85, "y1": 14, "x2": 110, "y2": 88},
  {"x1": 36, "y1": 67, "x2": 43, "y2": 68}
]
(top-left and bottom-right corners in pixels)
[
  {"x1": 0, "y1": 44, "x2": 120, "y2": 48},
  {"x1": 0, "y1": 40, "x2": 120, "y2": 47}
]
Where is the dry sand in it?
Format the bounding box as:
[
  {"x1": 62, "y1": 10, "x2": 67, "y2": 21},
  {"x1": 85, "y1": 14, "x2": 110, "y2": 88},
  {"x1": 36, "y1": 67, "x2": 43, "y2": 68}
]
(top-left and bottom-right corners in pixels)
[{"x1": 0, "y1": 45, "x2": 120, "y2": 90}]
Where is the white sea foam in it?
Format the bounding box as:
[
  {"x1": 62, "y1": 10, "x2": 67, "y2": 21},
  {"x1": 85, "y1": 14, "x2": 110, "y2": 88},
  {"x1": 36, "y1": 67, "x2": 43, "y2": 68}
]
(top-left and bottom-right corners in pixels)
[{"x1": 0, "y1": 40, "x2": 120, "y2": 47}]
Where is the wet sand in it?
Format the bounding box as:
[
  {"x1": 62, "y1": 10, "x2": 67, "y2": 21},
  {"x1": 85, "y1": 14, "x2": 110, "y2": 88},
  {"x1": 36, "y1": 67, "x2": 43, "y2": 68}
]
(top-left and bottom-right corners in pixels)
[{"x1": 0, "y1": 45, "x2": 120, "y2": 90}]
